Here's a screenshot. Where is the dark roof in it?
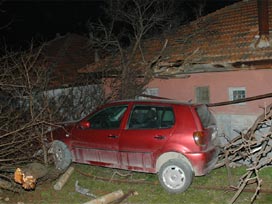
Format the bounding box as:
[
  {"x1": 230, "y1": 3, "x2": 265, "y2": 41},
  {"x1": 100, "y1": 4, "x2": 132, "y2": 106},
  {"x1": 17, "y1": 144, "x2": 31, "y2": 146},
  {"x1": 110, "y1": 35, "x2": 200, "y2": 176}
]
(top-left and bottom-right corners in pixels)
[
  {"x1": 79, "y1": 0, "x2": 272, "y2": 77},
  {"x1": 154, "y1": 0, "x2": 272, "y2": 76},
  {"x1": 42, "y1": 33, "x2": 94, "y2": 88}
]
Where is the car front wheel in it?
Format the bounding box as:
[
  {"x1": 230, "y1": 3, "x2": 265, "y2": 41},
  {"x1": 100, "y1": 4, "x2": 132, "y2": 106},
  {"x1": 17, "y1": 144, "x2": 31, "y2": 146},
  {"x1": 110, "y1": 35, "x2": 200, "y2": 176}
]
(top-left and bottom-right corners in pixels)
[
  {"x1": 49, "y1": 140, "x2": 72, "y2": 171},
  {"x1": 158, "y1": 159, "x2": 193, "y2": 193}
]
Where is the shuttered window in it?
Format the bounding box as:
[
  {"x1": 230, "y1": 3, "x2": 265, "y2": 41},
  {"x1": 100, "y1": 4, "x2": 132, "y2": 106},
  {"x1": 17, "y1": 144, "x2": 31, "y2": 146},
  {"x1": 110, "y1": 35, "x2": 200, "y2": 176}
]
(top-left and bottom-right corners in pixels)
[{"x1": 195, "y1": 86, "x2": 210, "y2": 104}]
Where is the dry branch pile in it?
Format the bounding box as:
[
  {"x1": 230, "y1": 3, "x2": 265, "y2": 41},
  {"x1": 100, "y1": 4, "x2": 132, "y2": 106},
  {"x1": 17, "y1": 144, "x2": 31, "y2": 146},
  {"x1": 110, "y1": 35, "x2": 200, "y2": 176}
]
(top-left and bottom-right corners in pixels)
[
  {"x1": 0, "y1": 48, "x2": 54, "y2": 191},
  {"x1": 217, "y1": 103, "x2": 272, "y2": 203},
  {"x1": 0, "y1": 48, "x2": 54, "y2": 192},
  {"x1": 0, "y1": 45, "x2": 104, "y2": 192}
]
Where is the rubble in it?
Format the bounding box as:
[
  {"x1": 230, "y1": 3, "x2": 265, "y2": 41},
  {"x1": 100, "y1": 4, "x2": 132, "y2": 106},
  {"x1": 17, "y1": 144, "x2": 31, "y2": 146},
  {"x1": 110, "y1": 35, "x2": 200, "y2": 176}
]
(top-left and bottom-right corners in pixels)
[{"x1": 75, "y1": 180, "x2": 96, "y2": 198}]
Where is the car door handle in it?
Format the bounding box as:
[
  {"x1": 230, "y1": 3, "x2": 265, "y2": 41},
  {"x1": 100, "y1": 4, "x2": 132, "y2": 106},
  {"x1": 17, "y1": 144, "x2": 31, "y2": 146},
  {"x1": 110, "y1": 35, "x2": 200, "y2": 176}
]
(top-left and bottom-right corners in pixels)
[
  {"x1": 154, "y1": 135, "x2": 166, "y2": 140},
  {"x1": 108, "y1": 135, "x2": 119, "y2": 139}
]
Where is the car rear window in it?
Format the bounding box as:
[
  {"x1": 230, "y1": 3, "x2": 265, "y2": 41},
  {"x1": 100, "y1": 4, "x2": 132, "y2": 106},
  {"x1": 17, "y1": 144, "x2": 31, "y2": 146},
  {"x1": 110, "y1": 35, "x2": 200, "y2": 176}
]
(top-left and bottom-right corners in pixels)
[{"x1": 195, "y1": 105, "x2": 216, "y2": 128}]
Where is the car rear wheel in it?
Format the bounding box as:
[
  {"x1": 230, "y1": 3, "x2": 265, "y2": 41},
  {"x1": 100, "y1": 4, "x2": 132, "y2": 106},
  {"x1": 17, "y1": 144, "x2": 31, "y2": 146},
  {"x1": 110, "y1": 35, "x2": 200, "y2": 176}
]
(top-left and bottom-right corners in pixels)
[
  {"x1": 49, "y1": 140, "x2": 72, "y2": 171},
  {"x1": 158, "y1": 159, "x2": 193, "y2": 193}
]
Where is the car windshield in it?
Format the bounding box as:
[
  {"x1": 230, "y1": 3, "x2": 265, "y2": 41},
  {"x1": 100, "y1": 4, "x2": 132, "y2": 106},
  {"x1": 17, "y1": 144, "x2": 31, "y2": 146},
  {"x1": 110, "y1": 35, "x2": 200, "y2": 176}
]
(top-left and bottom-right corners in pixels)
[{"x1": 195, "y1": 105, "x2": 216, "y2": 128}]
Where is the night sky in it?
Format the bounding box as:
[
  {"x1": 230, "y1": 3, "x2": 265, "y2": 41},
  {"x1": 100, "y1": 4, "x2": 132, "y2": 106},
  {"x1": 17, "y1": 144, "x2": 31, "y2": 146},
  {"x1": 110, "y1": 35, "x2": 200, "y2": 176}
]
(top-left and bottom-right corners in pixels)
[
  {"x1": 0, "y1": 0, "x2": 239, "y2": 51},
  {"x1": 0, "y1": 1, "x2": 104, "y2": 51}
]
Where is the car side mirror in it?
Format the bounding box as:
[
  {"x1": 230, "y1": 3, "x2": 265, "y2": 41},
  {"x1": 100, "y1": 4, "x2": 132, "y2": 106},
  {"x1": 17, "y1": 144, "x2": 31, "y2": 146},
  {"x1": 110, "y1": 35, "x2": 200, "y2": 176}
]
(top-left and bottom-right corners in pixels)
[{"x1": 79, "y1": 121, "x2": 90, "y2": 129}]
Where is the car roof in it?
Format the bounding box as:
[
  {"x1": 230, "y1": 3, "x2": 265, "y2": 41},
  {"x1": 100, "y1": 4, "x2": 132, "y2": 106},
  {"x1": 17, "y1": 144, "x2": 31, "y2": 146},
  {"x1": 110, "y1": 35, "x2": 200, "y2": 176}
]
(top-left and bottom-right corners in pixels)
[{"x1": 108, "y1": 99, "x2": 198, "y2": 106}]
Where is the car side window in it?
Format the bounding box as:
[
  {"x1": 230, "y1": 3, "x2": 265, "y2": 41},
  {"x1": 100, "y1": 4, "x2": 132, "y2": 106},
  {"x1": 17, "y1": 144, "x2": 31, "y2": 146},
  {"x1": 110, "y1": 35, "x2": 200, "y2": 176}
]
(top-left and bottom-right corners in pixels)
[
  {"x1": 161, "y1": 108, "x2": 175, "y2": 128},
  {"x1": 128, "y1": 105, "x2": 174, "y2": 129},
  {"x1": 88, "y1": 105, "x2": 128, "y2": 129}
]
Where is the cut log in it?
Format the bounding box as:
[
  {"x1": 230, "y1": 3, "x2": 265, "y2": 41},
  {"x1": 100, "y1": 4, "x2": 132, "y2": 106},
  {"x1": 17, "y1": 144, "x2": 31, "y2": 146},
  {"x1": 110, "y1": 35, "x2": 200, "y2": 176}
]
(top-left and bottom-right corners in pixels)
[
  {"x1": 14, "y1": 163, "x2": 48, "y2": 190},
  {"x1": 113, "y1": 190, "x2": 138, "y2": 204},
  {"x1": 53, "y1": 166, "x2": 74, "y2": 190},
  {"x1": 83, "y1": 190, "x2": 124, "y2": 204}
]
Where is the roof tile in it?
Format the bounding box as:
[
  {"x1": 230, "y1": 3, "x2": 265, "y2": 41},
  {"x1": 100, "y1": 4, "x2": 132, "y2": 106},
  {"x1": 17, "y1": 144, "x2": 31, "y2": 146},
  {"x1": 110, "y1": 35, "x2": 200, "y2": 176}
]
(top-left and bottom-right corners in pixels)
[{"x1": 42, "y1": 33, "x2": 94, "y2": 88}]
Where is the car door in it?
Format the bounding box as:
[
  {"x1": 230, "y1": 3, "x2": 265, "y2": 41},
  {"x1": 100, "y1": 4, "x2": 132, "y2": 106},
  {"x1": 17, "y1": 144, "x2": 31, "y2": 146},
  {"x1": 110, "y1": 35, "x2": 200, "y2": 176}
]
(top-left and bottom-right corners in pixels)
[
  {"x1": 119, "y1": 104, "x2": 175, "y2": 171},
  {"x1": 71, "y1": 104, "x2": 128, "y2": 167}
]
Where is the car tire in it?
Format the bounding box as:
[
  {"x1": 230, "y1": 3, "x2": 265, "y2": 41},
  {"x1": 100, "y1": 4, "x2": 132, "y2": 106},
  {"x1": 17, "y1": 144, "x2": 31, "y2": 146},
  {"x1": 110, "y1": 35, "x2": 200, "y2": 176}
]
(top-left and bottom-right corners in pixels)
[
  {"x1": 50, "y1": 140, "x2": 72, "y2": 171},
  {"x1": 158, "y1": 159, "x2": 193, "y2": 193}
]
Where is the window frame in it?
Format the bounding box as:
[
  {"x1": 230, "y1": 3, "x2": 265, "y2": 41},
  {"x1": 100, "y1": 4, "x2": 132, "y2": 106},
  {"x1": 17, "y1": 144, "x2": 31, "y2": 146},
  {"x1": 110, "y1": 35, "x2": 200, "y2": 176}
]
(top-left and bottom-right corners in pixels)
[
  {"x1": 228, "y1": 87, "x2": 246, "y2": 105},
  {"x1": 195, "y1": 86, "x2": 210, "y2": 104},
  {"x1": 137, "y1": 88, "x2": 159, "y2": 99}
]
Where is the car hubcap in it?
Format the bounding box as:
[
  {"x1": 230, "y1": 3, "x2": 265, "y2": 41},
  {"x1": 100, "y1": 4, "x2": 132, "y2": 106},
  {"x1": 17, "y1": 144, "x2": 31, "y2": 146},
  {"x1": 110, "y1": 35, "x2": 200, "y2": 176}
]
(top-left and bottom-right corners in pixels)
[
  {"x1": 162, "y1": 165, "x2": 185, "y2": 190},
  {"x1": 54, "y1": 147, "x2": 63, "y2": 162}
]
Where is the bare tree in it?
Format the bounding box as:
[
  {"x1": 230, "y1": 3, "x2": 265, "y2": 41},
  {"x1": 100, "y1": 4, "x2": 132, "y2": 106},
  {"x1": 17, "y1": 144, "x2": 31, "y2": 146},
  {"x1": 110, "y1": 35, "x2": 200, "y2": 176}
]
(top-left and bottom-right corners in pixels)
[
  {"x1": 87, "y1": 0, "x2": 182, "y2": 100},
  {"x1": 0, "y1": 1, "x2": 13, "y2": 30},
  {"x1": 0, "y1": 46, "x2": 50, "y2": 172},
  {"x1": 186, "y1": 0, "x2": 206, "y2": 19}
]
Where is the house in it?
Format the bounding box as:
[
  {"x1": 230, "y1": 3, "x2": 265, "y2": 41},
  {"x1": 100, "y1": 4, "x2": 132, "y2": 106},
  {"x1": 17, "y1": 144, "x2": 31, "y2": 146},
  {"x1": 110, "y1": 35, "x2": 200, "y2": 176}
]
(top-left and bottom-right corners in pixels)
[
  {"x1": 79, "y1": 0, "x2": 272, "y2": 141},
  {"x1": 37, "y1": 33, "x2": 103, "y2": 120},
  {"x1": 41, "y1": 33, "x2": 96, "y2": 88}
]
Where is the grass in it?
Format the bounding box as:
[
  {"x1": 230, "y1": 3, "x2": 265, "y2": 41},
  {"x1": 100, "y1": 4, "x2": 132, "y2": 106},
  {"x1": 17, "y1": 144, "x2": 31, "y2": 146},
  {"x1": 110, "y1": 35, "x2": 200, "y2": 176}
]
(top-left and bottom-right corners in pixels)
[{"x1": 5, "y1": 164, "x2": 272, "y2": 204}]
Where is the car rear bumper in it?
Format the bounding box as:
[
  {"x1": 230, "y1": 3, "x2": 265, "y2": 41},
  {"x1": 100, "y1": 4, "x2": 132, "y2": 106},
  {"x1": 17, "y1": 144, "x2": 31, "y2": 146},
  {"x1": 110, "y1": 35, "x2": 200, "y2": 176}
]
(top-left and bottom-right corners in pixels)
[{"x1": 185, "y1": 147, "x2": 219, "y2": 176}]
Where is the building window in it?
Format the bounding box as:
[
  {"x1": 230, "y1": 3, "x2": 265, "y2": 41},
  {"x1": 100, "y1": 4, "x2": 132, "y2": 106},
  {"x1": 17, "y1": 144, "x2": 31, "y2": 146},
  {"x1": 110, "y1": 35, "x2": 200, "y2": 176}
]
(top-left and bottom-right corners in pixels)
[
  {"x1": 229, "y1": 87, "x2": 246, "y2": 104},
  {"x1": 137, "y1": 88, "x2": 159, "y2": 99},
  {"x1": 145, "y1": 88, "x2": 159, "y2": 96},
  {"x1": 195, "y1": 86, "x2": 210, "y2": 104}
]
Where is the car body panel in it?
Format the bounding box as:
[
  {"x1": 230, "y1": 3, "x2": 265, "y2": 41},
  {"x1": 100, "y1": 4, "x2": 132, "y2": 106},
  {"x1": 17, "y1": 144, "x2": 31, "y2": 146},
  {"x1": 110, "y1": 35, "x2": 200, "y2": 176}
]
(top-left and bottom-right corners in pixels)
[
  {"x1": 70, "y1": 128, "x2": 121, "y2": 167},
  {"x1": 119, "y1": 127, "x2": 173, "y2": 171}
]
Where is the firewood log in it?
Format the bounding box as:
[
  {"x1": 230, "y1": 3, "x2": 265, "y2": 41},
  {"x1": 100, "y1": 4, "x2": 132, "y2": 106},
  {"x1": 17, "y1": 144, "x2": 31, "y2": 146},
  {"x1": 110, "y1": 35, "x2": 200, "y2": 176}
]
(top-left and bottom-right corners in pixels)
[
  {"x1": 14, "y1": 163, "x2": 48, "y2": 190},
  {"x1": 53, "y1": 166, "x2": 74, "y2": 190},
  {"x1": 83, "y1": 190, "x2": 124, "y2": 204}
]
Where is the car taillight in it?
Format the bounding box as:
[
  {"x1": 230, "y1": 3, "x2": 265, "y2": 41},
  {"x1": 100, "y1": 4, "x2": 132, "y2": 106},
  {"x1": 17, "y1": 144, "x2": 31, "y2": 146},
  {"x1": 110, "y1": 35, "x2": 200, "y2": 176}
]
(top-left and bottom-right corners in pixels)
[{"x1": 193, "y1": 131, "x2": 206, "y2": 146}]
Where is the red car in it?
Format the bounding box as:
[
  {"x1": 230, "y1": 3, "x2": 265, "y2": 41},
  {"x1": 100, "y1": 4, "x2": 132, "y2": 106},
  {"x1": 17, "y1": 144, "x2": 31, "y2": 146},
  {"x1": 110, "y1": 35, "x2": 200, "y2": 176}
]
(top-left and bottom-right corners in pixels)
[{"x1": 49, "y1": 99, "x2": 219, "y2": 193}]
